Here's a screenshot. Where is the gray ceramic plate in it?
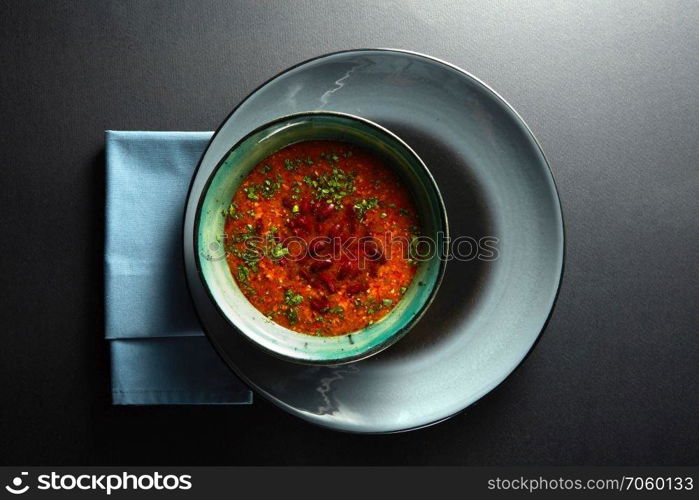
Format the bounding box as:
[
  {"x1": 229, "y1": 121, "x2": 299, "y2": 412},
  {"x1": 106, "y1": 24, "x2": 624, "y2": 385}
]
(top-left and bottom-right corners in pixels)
[{"x1": 183, "y1": 49, "x2": 564, "y2": 433}]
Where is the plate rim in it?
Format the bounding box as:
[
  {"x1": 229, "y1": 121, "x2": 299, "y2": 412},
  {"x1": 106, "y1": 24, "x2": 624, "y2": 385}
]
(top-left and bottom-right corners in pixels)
[{"x1": 182, "y1": 47, "x2": 566, "y2": 434}]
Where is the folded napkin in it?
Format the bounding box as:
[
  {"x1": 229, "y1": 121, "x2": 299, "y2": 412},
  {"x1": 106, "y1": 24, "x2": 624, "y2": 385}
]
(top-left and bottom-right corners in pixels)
[{"x1": 105, "y1": 130, "x2": 252, "y2": 405}]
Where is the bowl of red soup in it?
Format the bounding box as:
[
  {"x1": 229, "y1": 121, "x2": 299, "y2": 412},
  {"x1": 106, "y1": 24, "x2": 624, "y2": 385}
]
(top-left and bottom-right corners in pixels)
[{"x1": 195, "y1": 112, "x2": 447, "y2": 364}]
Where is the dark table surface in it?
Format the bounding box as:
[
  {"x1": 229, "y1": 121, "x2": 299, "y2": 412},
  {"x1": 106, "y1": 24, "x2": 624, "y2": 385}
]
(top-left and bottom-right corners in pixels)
[{"x1": 1, "y1": 0, "x2": 697, "y2": 465}]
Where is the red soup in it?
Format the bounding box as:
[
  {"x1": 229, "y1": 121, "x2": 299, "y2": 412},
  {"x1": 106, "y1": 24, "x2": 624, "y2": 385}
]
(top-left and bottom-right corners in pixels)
[{"x1": 223, "y1": 140, "x2": 420, "y2": 336}]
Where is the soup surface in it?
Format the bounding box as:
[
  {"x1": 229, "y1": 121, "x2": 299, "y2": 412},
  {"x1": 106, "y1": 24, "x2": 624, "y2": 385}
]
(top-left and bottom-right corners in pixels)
[{"x1": 223, "y1": 140, "x2": 420, "y2": 336}]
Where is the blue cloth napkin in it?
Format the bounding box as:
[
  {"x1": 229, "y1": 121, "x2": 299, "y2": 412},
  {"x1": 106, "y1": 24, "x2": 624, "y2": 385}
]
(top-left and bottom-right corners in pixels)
[{"x1": 105, "y1": 130, "x2": 252, "y2": 405}]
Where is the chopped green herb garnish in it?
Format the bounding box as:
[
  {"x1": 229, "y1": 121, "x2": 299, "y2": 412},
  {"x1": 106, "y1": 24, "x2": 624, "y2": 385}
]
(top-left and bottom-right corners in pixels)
[
  {"x1": 327, "y1": 306, "x2": 344, "y2": 316},
  {"x1": 224, "y1": 203, "x2": 244, "y2": 219},
  {"x1": 284, "y1": 289, "x2": 304, "y2": 307},
  {"x1": 364, "y1": 297, "x2": 381, "y2": 315},
  {"x1": 269, "y1": 242, "x2": 289, "y2": 260},
  {"x1": 245, "y1": 258, "x2": 259, "y2": 272},
  {"x1": 382, "y1": 298, "x2": 393, "y2": 307},
  {"x1": 261, "y1": 164, "x2": 272, "y2": 174},
  {"x1": 400, "y1": 286, "x2": 407, "y2": 295},
  {"x1": 285, "y1": 307, "x2": 299, "y2": 324},
  {"x1": 282, "y1": 289, "x2": 304, "y2": 324},
  {"x1": 232, "y1": 223, "x2": 259, "y2": 243},
  {"x1": 254, "y1": 173, "x2": 282, "y2": 199},
  {"x1": 306, "y1": 167, "x2": 355, "y2": 203},
  {"x1": 238, "y1": 265, "x2": 250, "y2": 282},
  {"x1": 353, "y1": 197, "x2": 378, "y2": 219}
]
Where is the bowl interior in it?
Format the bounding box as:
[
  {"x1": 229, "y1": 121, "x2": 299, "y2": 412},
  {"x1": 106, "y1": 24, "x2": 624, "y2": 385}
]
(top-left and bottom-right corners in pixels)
[{"x1": 196, "y1": 112, "x2": 447, "y2": 363}]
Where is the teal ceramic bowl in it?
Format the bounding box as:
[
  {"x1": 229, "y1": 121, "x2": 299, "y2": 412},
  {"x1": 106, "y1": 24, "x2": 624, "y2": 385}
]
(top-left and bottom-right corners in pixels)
[{"x1": 194, "y1": 112, "x2": 448, "y2": 364}]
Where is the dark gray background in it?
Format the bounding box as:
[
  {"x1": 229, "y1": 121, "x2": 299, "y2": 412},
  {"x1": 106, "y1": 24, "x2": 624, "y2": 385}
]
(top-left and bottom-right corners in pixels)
[{"x1": 0, "y1": 0, "x2": 697, "y2": 465}]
